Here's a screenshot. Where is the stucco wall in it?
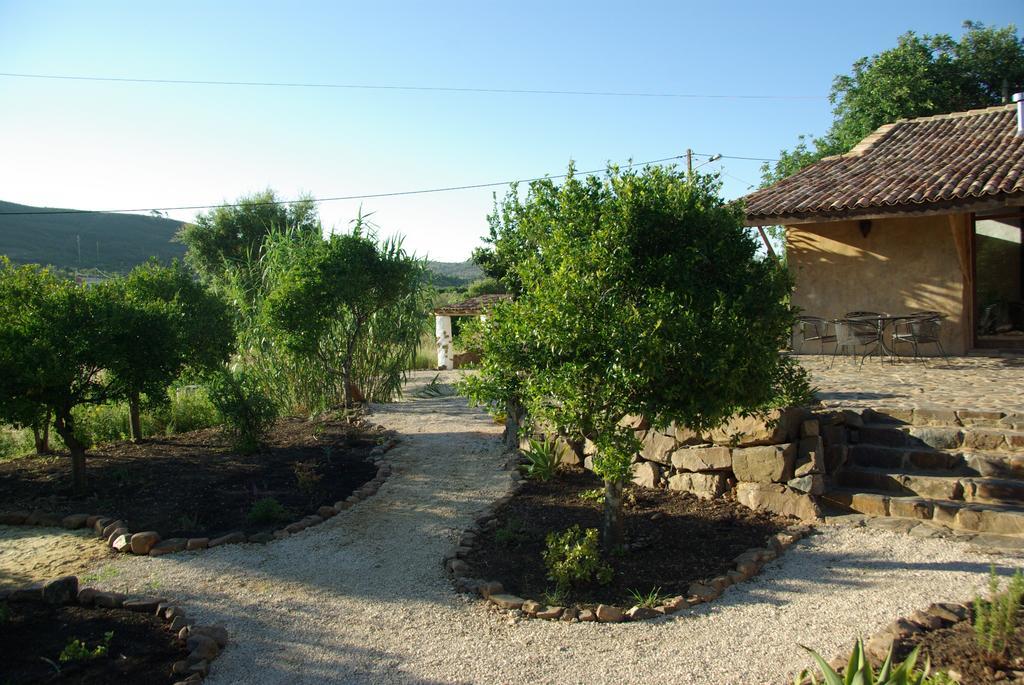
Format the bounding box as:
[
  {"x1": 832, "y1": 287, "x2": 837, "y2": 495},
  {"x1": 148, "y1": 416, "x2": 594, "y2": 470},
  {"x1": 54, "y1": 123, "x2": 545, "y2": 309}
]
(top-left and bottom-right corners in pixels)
[{"x1": 787, "y1": 214, "x2": 970, "y2": 355}]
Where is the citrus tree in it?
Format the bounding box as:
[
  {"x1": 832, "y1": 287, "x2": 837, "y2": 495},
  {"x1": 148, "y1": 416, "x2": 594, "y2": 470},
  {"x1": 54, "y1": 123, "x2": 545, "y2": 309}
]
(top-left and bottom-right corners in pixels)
[{"x1": 463, "y1": 165, "x2": 807, "y2": 549}]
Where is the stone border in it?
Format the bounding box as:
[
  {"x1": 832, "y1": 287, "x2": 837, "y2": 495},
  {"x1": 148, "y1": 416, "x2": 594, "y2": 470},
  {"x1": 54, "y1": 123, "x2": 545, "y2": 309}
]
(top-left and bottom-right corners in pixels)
[
  {"x1": 0, "y1": 574, "x2": 230, "y2": 684},
  {"x1": 0, "y1": 437, "x2": 398, "y2": 558},
  {"x1": 444, "y1": 458, "x2": 813, "y2": 623}
]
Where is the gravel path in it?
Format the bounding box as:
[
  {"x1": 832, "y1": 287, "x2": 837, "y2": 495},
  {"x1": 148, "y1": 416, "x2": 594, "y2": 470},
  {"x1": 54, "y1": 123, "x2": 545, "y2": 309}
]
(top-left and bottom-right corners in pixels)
[
  {"x1": 87, "y1": 374, "x2": 1015, "y2": 684},
  {"x1": 0, "y1": 525, "x2": 112, "y2": 588}
]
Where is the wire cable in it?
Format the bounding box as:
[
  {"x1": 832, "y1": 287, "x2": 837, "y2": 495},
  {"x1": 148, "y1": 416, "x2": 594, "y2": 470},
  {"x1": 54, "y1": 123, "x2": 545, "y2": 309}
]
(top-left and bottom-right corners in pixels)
[{"x1": 0, "y1": 71, "x2": 826, "y2": 101}]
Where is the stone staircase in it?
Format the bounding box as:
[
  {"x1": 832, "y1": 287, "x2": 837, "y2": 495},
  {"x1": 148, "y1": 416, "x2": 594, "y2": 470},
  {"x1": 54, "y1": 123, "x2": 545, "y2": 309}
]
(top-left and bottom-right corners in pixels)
[{"x1": 822, "y1": 407, "x2": 1024, "y2": 538}]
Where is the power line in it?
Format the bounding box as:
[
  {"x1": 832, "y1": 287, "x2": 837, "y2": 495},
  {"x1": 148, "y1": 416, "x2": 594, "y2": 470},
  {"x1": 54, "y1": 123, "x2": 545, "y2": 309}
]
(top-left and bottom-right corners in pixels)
[
  {"x1": 0, "y1": 71, "x2": 827, "y2": 101},
  {"x1": 0, "y1": 152, "x2": 778, "y2": 218}
]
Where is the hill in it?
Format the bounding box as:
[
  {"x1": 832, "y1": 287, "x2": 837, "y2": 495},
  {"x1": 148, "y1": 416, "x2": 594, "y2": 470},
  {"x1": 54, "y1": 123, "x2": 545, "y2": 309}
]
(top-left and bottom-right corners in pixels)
[
  {"x1": 425, "y1": 260, "x2": 482, "y2": 288},
  {"x1": 0, "y1": 200, "x2": 186, "y2": 272}
]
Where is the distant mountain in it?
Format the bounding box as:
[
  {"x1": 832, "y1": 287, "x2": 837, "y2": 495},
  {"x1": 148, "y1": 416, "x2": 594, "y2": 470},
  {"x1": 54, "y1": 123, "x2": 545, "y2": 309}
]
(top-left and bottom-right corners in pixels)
[
  {"x1": 426, "y1": 260, "x2": 482, "y2": 288},
  {"x1": 0, "y1": 200, "x2": 186, "y2": 272}
]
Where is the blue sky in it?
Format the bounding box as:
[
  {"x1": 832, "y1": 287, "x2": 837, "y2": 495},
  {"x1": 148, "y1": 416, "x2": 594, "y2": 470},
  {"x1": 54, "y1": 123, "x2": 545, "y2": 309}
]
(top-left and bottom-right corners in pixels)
[{"x1": 0, "y1": 1, "x2": 1020, "y2": 261}]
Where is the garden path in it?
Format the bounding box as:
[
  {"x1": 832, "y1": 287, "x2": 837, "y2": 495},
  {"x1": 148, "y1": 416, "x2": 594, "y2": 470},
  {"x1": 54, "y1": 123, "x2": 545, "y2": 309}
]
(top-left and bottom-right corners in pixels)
[
  {"x1": 0, "y1": 525, "x2": 111, "y2": 588},
  {"x1": 88, "y1": 371, "x2": 1014, "y2": 684}
]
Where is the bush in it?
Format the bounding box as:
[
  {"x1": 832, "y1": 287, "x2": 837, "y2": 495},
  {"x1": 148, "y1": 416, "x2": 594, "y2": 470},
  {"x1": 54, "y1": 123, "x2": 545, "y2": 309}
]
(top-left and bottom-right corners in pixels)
[
  {"x1": 795, "y1": 639, "x2": 930, "y2": 685},
  {"x1": 247, "y1": 497, "x2": 290, "y2": 525},
  {"x1": 205, "y1": 368, "x2": 278, "y2": 453},
  {"x1": 0, "y1": 426, "x2": 34, "y2": 460},
  {"x1": 543, "y1": 525, "x2": 613, "y2": 593},
  {"x1": 162, "y1": 385, "x2": 221, "y2": 434},
  {"x1": 60, "y1": 631, "x2": 113, "y2": 663},
  {"x1": 974, "y1": 565, "x2": 1024, "y2": 656},
  {"x1": 521, "y1": 437, "x2": 564, "y2": 481}
]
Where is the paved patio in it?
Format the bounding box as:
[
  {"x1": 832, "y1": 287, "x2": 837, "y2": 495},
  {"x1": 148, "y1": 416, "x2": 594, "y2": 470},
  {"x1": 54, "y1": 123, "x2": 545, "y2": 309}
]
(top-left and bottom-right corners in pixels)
[{"x1": 798, "y1": 354, "x2": 1024, "y2": 415}]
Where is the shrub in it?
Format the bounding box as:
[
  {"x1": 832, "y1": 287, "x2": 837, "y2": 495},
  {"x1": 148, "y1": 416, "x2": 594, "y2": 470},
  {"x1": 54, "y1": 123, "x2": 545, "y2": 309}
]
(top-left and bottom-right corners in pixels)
[
  {"x1": 162, "y1": 385, "x2": 221, "y2": 434},
  {"x1": 292, "y1": 460, "x2": 322, "y2": 496},
  {"x1": 795, "y1": 639, "x2": 930, "y2": 685},
  {"x1": 0, "y1": 426, "x2": 34, "y2": 460},
  {"x1": 494, "y1": 518, "x2": 529, "y2": 547},
  {"x1": 521, "y1": 437, "x2": 563, "y2": 481},
  {"x1": 543, "y1": 525, "x2": 613, "y2": 593},
  {"x1": 205, "y1": 368, "x2": 277, "y2": 453},
  {"x1": 59, "y1": 631, "x2": 113, "y2": 663},
  {"x1": 974, "y1": 565, "x2": 1024, "y2": 656},
  {"x1": 247, "y1": 498, "x2": 290, "y2": 525}
]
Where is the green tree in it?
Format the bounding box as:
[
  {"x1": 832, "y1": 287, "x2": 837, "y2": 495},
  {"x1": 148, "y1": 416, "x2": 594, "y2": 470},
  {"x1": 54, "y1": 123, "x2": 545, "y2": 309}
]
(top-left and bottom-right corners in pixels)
[
  {"x1": 0, "y1": 260, "x2": 172, "y2": 490},
  {"x1": 112, "y1": 260, "x2": 235, "y2": 441},
  {"x1": 462, "y1": 165, "x2": 807, "y2": 549},
  {"x1": 177, "y1": 189, "x2": 320, "y2": 284},
  {"x1": 263, "y1": 223, "x2": 430, "y2": 408},
  {"x1": 762, "y1": 21, "x2": 1024, "y2": 187}
]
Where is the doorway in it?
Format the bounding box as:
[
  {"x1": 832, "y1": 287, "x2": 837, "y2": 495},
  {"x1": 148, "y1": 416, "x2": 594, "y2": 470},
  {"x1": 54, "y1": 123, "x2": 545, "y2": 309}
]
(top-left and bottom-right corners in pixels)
[{"x1": 974, "y1": 209, "x2": 1024, "y2": 348}]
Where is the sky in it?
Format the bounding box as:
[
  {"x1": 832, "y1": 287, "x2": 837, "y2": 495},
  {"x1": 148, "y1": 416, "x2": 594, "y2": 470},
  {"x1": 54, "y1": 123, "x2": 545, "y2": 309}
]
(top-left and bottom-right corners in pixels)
[{"x1": 0, "y1": 1, "x2": 1021, "y2": 262}]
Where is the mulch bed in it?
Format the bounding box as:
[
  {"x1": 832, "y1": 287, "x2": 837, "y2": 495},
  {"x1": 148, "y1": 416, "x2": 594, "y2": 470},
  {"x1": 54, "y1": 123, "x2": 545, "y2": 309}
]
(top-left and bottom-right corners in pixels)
[
  {"x1": 0, "y1": 416, "x2": 382, "y2": 539},
  {"x1": 899, "y1": 612, "x2": 1024, "y2": 684},
  {"x1": 0, "y1": 601, "x2": 186, "y2": 684},
  {"x1": 463, "y1": 469, "x2": 793, "y2": 607}
]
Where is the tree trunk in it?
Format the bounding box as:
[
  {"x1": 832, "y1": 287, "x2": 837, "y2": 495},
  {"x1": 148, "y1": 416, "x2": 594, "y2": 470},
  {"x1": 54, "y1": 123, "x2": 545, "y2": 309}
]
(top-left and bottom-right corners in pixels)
[
  {"x1": 32, "y1": 409, "x2": 51, "y2": 454},
  {"x1": 503, "y1": 397, "x2": 525, "y2": 449},
  {"x1": 601, "y1": 479, "x2": 625, "y2": 552},
  {"x1": 129, "y1": 391, "x2": 143, "y2": 443},
  {"x1": 53, "y1": 408, "x2": 87, "y2": 492}
]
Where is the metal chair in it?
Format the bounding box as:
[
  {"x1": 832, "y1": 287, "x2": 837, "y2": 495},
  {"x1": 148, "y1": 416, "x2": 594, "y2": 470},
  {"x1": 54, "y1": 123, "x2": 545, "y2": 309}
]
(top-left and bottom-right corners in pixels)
[
  {"x1": 796, "y1": 316, "x2": 837, "y2": 354},
  {"x1": 891, "y1": 314, "x2": 950, "y2": 365},
  {"x1": 830, "y1": 319, "x2": 883, "y2": 368}
]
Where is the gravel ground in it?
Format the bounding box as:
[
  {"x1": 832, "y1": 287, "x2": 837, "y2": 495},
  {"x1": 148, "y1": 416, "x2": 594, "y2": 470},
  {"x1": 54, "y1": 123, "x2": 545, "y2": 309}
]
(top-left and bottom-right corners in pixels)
[
  {"x1": 0, "y1": 525, "x2": 111, "y2": 588},
  {"x1": 85, "y1": 372, "x2": 1016, "y2": 685}
]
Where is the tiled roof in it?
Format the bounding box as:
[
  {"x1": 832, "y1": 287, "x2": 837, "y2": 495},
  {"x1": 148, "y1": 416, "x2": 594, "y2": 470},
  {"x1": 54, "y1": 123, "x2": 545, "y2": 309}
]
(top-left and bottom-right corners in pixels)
[
  {"x1": 433, "y1": 293, "x2": 512, "y2": 316},
  {"x1": 742, "y1": 104, "x2": 1024, "y2": 225}
]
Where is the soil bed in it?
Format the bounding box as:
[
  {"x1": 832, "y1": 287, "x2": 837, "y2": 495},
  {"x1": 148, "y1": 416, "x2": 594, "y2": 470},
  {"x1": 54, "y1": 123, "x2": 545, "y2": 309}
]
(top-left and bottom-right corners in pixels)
[
  {"x1": 898, "y1": 611, "x2": 1024, "y2": 684},
  {"x1": 0, "y1": 416, "x2": 382, "y2": 539},
  {"x1": 0, "y1": 600, "x2": 186, "y2": 684},
  {"x1": 463, "y1": 469, "x2": 792, "y2": 607}
]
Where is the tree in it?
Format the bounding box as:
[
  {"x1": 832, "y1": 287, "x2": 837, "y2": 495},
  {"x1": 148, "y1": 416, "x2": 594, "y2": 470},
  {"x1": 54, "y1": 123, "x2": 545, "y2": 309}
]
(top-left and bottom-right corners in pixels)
[
  {"x1": 762, "y1": 21, "x2": 1024, "y2": 187},
  {"x1": 111, "y1": 260, "x2": 235, "y2": 441},
  {"x1": 177, "y1": 189, "x2": 320, "y2": 284},
  {"x1": 263, "y1": 223, "x2": 430, "y2": 408},
  {"x1": 462, "y1": 165, "x2": 808, "y2": 550},
  {"x1": 0, "y1": 260, "x2": 172, "y2": 490}
]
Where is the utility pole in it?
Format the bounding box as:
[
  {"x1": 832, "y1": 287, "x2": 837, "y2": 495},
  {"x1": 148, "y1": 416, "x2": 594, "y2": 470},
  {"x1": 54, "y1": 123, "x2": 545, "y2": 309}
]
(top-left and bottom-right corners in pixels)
[{"x1": 686, "y1": 148, "x2": 693, "y2": 175}]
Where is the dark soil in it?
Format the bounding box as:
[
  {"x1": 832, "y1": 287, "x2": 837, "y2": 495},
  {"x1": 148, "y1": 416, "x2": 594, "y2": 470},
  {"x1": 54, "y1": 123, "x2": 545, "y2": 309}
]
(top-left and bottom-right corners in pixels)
[
  {"x1": 0, "y1": 416, "x2": 383, "y2": 539},
  {"x1": 0, "y1": 600, "x2": 187, "y2": 684},
  {"x1": 899, "y1": 611, "x2": 1024, "y2": 684},
  {"x1": 463, "y1": 469, "x2": 793, "y2": 607}
]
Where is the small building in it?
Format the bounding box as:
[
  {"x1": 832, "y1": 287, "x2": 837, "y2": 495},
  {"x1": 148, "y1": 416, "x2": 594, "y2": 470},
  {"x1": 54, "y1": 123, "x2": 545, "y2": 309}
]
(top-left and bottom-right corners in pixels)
[
  {"x1": 433, "y1": 293, "x2": 512, "y2": 369},
  {"x1": 743, "y1": 101, "x2": 1024, "y2": 354}
]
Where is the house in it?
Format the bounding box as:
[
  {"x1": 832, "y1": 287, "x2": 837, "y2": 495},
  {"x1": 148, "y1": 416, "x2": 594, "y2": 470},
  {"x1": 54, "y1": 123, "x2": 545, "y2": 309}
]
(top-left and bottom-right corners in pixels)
[{"x1": 743, "y1": 100, "x2": 1024, "y2": 354}]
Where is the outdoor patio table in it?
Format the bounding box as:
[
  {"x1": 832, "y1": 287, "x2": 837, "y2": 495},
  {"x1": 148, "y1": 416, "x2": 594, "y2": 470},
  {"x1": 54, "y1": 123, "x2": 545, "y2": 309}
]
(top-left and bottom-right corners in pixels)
[{"x1": 846, "y1": 313, "x2": 918, "y2": 360}]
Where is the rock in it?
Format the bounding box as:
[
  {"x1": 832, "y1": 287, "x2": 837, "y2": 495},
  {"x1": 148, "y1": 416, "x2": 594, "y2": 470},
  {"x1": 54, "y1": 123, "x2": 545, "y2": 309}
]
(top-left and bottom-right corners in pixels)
[
  {"x1": 630, "y1": 461, "x2": 660, "y2": 489},
  {"x1": 477, "y1": 581, "x2": 504, "y2": 599},
  {"x1": 801, "y1": 419, "x2": 820, "y2": 437},
  {"x1": 732, "y1": 444, "x2": 796, "y2": 483},
  {"x1": 187, "y1": 660, "x2": 210, "y2": 678},
  {"x1": 106, "y1": 527, "x2": 129, "y2": 546},
  {"x1": 334, "y1": 500, "x2": 352, "y2": 511},
  {"x1": 41, "y1": 576, "x2": 78, "y2": 605},
  {"x1": 317, "y1": 505, "x2": 338, "y2": 519},
  {"x1": 123, "y1": 598, "x2": 164, "y2": 613},
  {"x1": 795, "y1": 436, "x2": 826, "y2": 475},
  {"x1": 0, "y1": 511, "x2": 29, "y2": 525},
  {"x1": 735, "y1": 561, "x2": 759, "y2": 578},
  {"x1": 61, "y1": 513, "x2": 90, "y2": 529},
  {"x1": 130, "y1": 531, "x2": 161, "y2": 555},
  {"x1": 521, "y1": 599, "x2": 542, "y2": 616},
  {"x1": 560, "y1": 607, "x2": 578, "y2": 622},
  {"x1": 662, "y1": 596, "x2": 687, "y2": 613},
  {"x1": 641, "y1": 431, "x2": 676, "y2": 465},
  {"x1": 595, "y1": 604, "x2": 625, "y2": 622},
  {"x1": 101, "y1": 520, "x2": 125, "y2": 539},
  {"x1": 865, "y1": 631, "x2": 896, "y2": 663},
  {"x1": 671, "y1": 446, "x2": 732, "y2": 472},
  {"x1": 727, "y1": 570, "x2": 746, "y2": 585},
  {"x1": 446, "y1": 559, "x2": 469, "y2": 576},
  {"x1": 578, "y1": 609, "x2": 596, "y2": 622},
  {"x1": 536, "y1": 606, "x2": 564, "y2": 620},
  {"x1": 209, "y1": 531, "x2": 246, "y2": 547},
  {"x1": 93, "y1": 517, "x2": 115, "y2": 534},
  {"x1": 667, "y1": 472, "x2": 730, "y2": 499},
  {"x1": 929, "y1": 602, "x2": 968, "y2": 622},
  {"x1": 112, "y1": 533, "x2": 133, "y2": 552},
  {"x1": 687, "y1": 583, "x2": 719, "y2": 603},
  {"x1": 77, "y1": 587, "x2": 99, "y2": 605},
  {"x1": 709, "y1": 408, "x2": 805, "y2": 447},
  {"x1": 710, "y1": 575, "x2": 731, "y2": 591},
  {"x1": 787, "y1": 474, "x2": 826, "y2": 495},
  {"x1": 172, "y1": 659, "x2": 192, "y2": 674},
  {"x1": 489, "y1": 594, "x2": 525, "y2": 610},
  {"x1": 170, "y1": 615, "x2": 188, "y2": 632},
  {"x1": 84, "y1": 515, "x2": 104, "y2": 528},
  {"x1": 149, "y1": 538, "x2": 187, "y2": 556},
  {"x1": 248, "y1": 532, "x2": 274, "y2": 543},
  {"x1": 190, "y1": 625, "x2": 229, "y2": 647},
  {"x1": 93, "y1": 591, "x2": 126, "y2": 608},
  {"x1": 736, "y1": 482, "x2": 822, "y2": 521},
  {"x1": 626, "y1": 606, "x2": 659, "y2": 621},
  {"x1": 907, "y1": 609, "x2": 943, "y2": 631},
  {"x1": 186, "y1": 634, "x2": 221, "y2": 662},
  {"x1": 186, "y1": 538, "x2": 209, "y2": 551}
]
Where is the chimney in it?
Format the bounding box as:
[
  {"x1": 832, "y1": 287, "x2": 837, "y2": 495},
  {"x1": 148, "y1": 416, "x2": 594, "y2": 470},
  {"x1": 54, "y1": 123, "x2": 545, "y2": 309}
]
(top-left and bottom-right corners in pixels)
[{"x1": 1015, "y1": 93, "x2": 1024, "y2": 136}]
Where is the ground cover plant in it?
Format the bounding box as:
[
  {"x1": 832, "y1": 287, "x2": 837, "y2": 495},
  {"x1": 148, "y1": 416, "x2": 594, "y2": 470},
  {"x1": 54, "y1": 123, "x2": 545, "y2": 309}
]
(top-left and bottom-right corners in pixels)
[
  {"x1": 0, "y1": 415, "x2": 381, "y2": 539},
  {"x1": 462, "y1": 469, "x2": 789, "y2": 607},
  {"x1": 0, "y1": 600, "x2": 186, "y2": 684}
]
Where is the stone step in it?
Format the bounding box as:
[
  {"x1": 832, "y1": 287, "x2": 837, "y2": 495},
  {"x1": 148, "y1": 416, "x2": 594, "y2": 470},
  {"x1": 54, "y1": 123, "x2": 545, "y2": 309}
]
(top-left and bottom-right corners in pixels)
[
  {"x1": 835, "y1": 467, "x2": 1024, "y2": 504},
  {"x1": 821, "y1": 487, "x2": 1024, "y2": 536},
  {"x1": 847, "y1": 443, "x2": 1024, "y2": 479},
  {"x1": 856, "y1": 422, "x2": 1024, "y2": 453},
  {"x1": 865, "y1": 407, "x2": 1024, "y2": 431}
]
